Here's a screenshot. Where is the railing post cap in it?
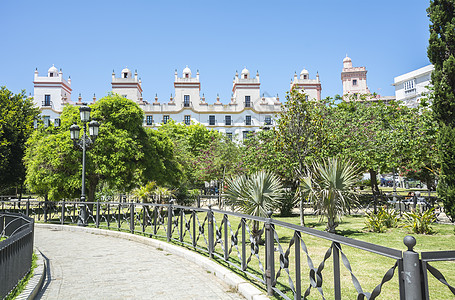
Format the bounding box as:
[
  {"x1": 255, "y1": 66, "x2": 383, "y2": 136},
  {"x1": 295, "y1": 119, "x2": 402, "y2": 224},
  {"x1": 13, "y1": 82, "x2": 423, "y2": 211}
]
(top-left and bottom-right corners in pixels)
[
  {"x1": 403, "y1": 235, "x2": 416, "y2": 251},
  {"x1": 266, "y1": 211, "x2": 273, "y2": 218}
]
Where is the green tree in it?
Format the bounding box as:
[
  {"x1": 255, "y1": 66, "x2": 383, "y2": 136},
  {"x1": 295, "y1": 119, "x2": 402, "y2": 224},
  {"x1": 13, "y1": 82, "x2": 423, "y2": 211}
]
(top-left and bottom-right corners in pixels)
[
  {"x1": 242, "y1": 129, "x2": 293, "y2": 181},
  {"x1": 428, "y1": 0, "x2": 455, "y2": 220},
  {"x1": 158, "y1": 121, "x2": 241, "y2": 190},
  {"x1": 25, "y1": 122, "x2": 80, "y2": 201},
  {"x1": 25, "y1": 94, "x2": 180, "y2": 202},
  {"x1": 298, "y1": 158, "x2": 360, "y2": 233},
  {"x1": 327, "y1": 100, "x2": 427, "y2": 196},
  {"x1": 0, "y1": 87, "x2": 39, "y2": 193},
  {"x1": 275, "y1": 89, "x2": 330, "y2": 224}
]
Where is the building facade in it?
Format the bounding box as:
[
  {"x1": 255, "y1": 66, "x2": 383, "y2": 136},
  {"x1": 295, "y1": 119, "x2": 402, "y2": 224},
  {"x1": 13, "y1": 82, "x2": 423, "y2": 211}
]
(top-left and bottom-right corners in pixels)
[
  {"x1": 33, "y1": 65, "x2": 73, "y2": 123},
  {"x1": 33, "y1": 65, "x2": 322, "y2": 140},
  {"x1": 392, "y1": 64, "x2": 434, "y2": 108}
]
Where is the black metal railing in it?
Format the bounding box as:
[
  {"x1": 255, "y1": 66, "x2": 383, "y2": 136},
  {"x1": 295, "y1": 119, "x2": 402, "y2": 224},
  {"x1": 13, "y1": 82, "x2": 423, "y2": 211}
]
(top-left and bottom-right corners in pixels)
[
  {"x1": 0, "y1": 199, "x2": 453, "y2": 299},
  {"x1": 0, "y1": 212, "x2": 34, "y2": 299}
]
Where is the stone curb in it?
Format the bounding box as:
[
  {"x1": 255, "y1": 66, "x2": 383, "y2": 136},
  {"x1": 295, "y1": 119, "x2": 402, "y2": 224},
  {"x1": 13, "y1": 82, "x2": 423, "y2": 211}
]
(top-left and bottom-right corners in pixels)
[
  {"x1": 35, "y1": 223, "x2": 269, "y2": 300},
  {"x1": 16, "y1": 248, "x2": 46, "y2": 300}
]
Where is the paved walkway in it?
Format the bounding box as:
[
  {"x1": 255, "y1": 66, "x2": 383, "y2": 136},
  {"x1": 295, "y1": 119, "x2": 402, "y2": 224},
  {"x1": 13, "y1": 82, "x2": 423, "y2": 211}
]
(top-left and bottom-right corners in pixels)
[{"x1": 34, "y1": 227, "x2": 245, "y2": 299}]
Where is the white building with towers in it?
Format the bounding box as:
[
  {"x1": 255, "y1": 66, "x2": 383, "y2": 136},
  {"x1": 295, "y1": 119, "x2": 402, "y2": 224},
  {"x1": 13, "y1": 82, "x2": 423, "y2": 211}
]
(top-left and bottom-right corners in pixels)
[
  {"x1": 32, "y1": 64, "x2": 324, "y2": 140},
  {"x1": 139, "y1": 66, "x2": 283, "y2": 140}
]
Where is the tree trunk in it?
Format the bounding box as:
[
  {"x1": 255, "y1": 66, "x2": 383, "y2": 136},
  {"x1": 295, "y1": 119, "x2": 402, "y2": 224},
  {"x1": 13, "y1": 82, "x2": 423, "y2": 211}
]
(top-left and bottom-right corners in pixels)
[
  {"x1": 299, "y1": 197, "x2": 305, "y2": 226},
  {"x1": 369, "y1": 169, "x2": 380, "y2": 213}
]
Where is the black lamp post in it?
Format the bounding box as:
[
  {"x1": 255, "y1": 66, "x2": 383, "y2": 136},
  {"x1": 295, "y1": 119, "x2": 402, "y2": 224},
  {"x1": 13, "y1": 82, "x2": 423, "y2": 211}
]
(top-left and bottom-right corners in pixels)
[{"x1": 69, "y1": 105, "x2": 100, "y2": 226}]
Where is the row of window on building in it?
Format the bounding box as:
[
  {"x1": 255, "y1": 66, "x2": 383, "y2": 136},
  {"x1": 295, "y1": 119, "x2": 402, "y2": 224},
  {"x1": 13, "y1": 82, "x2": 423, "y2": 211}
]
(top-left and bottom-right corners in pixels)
[
  {"x1": 183, "y1": 95, "x2": 252, "y2": 107},
  {"x1": 145, "y1": 115, "x2": 272, "y2": 126}
]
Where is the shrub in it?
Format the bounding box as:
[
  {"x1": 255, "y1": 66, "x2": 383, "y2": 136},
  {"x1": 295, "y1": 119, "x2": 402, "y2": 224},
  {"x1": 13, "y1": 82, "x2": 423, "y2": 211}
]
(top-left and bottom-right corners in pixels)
[
  {"x1": 279, "y1": 189, "x2": 298, "y2": 217},
  {"x1": 364, "y1": 207, "x2": 399, "y2": 233},
  {"x1": 365, "y1": 211, "x2": 386, "y2": 233},
  {"x1": 402, "y1": 208, "x2": 437, "y2": 234}
]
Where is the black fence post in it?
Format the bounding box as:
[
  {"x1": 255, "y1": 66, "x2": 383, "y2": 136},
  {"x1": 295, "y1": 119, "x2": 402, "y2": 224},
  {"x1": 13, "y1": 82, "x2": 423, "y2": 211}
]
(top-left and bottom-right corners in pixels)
[
  {"x1": 153, "y1": 206, "x2": 158, "y2": 235},
  {"x1": 130, "y1": 203, "x2": 135, "y2": 233},
  {"x1": 117, "y1": 204, "x2": 121, "y2": 229},
  {"x1": 333, "y1": 242, "x2": 341, "y2": 300},
  {"x1": 241, "y1": 218, "x2": 246, "y2": 271},
  {"x1": 295, "y1": 231, "x2": 302, "y2": 300},
  {"x1": 179, "y1": 208, "x2": 184, "y2": 242},
  {"x1": 26, "y1": 199, "x2": 30, "y2": 217},
  {"x1": 61, "y1": 201, "x2": 65, "y2": 225},
  {"x1": 167, "y1": 202, "x2": 173, "y2": 242},
  {"x1": 208, "y1": 205, "x2": 214, "y2": 258},
  {"x1": 142, "y1": 205, "x2": 146, "y2": 233},
  {"x1": 192, "y1": 210, "x2": 196, "y2": 247},
  {"x1": 107, "y1": 203, "x2": 110, "y2": 228},
  {"x1": 43, "y1": 196, "x2": 48, "y2": 223},
  {"x1": 224, "y1": 214, "x2": 229, "y2": 261},
  {"x1": 402, "y1": 236, "x2": 423, "y2": 300},
  {"x1": 96, "y1": 201, "x2": 100, "y2": 228},
  {"x1": 265, "y1": 211, "x2": 275, "y2": 296}
]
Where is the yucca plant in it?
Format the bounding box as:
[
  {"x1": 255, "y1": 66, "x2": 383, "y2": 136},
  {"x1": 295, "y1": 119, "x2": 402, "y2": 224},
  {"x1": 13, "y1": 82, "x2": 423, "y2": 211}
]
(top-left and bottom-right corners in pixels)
[
  {"x1": 402, "y1": 208, "x2": 437, "y2": 234},
  {"x1": 132, "y1": 181, "x2": 156, "y2": 203},
  {"x1": 153, "y1": 186, "x2": 175, "y2": 204},
  {"x1": 365, "y1": 207, "x2": 399, "y2": 233},
  {"x1": 298, "y1": 158, "x2": 360, "y2": 233},
  {"x1": 225, "y1": 170, "x2": 284, "y2": 241},
  {"x1": 364, "y1": 211, "x2": 387, "y2": 233}
]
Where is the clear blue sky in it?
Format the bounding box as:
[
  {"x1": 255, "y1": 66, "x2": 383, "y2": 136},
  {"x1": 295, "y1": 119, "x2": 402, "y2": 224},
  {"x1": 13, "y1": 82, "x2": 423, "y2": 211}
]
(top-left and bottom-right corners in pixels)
[{"x1": 0, "y1": 0, "x2": 431, "y2": 104}]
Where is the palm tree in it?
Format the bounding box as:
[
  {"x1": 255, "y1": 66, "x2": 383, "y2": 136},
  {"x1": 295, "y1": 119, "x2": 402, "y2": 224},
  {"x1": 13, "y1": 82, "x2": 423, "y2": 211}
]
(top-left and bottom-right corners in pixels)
[
  {"x1": 225, "y1": 170, "x2": 284, "y2": 241},
  {"x1": 153, "y1": 186, "x2": 175, "y2": 204},
  {"x1": 298, "y1": 158, "x2": 360, "y2": 233},
  {"x1": 132, "y1": 181, "x2": 156, "y2": 203}
]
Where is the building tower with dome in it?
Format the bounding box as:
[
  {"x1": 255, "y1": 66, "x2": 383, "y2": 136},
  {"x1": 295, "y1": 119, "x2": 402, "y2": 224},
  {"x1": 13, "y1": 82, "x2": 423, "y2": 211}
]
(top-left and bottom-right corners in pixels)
[
  {"x1": 341, "y1": 55, "x2": 370, "y2": 100},
  {"x1": 33, "y1": 65, "x2": 73, "y2": 121},
  {"x1": 290, "y1": 68, "x2": 322, "y2": 100},
  {"x1": 111, "y1": 67, "x2": 143, "y2": 104}
]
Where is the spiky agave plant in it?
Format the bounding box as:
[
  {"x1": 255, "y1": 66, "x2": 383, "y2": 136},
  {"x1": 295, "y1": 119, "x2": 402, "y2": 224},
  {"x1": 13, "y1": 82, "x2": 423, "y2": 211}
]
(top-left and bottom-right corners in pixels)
[
  {"x1": 225, "y1": 170, "x2": 283, "y2": 241},
  {"x1": 298, "y1": 158, "x2": 360, "y2": 233}
]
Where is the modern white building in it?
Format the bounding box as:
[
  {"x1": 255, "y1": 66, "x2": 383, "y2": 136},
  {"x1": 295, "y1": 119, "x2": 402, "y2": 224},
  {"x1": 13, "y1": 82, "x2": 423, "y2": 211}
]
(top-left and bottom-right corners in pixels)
[
  {"x1": 33, "y1": 65, "x2": 323, "y2": 141},
  {"x1": 392, "y1": 64, "x2": 434, "y2": 108}
]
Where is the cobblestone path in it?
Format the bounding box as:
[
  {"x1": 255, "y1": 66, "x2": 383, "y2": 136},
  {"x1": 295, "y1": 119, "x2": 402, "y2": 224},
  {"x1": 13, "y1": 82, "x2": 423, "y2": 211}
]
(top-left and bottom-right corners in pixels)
[{"x1": 34, "y1": 227, "x2": 244, "y2": 299}]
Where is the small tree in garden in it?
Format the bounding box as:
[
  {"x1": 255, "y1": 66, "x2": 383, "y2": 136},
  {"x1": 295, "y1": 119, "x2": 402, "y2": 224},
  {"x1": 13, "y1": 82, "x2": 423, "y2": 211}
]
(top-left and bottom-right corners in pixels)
[
  {"x1": 225, "y1": 170, "x2": 284, "y2": 241},
  {"x1": 298, "y1": 158, "x2": 360, "y2": 233},
  {"x1": 275, "y1": 89, "x2": 330, "y2": 225}
]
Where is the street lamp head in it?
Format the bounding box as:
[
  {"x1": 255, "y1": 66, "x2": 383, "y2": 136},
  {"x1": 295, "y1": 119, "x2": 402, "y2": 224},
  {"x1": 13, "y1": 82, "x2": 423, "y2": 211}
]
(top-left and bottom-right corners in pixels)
[
  {"x1": 69, "y1": 124, "x2": 80, "y2": 140},
  {"x1": 79, "y1": 106, "x2": 91, "y2": 122},
  {"x1": 88, "y1": 120, "x2": 100, "y2": 137}
]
